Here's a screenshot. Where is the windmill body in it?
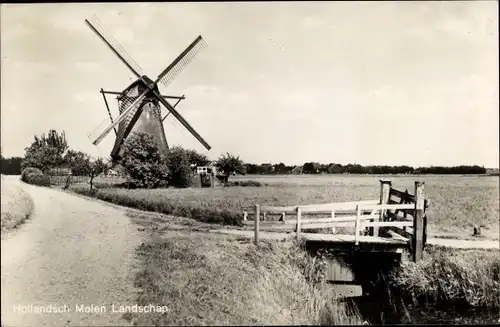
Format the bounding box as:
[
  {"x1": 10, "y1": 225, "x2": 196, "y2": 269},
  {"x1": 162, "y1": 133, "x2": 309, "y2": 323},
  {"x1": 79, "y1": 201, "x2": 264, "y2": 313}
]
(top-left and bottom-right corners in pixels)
[
  {"x1": 111, "y1": 76, "x2": 169, "y2": 161},
  {"x1": 85, "y1": 17, "x2": 211, "y2": 164}
]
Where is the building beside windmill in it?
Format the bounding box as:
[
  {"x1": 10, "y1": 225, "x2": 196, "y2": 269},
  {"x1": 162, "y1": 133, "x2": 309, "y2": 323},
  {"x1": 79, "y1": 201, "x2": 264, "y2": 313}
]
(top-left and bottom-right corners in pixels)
[{"x1": 191, "y1": 161, "x2": 224, "y2": 187}]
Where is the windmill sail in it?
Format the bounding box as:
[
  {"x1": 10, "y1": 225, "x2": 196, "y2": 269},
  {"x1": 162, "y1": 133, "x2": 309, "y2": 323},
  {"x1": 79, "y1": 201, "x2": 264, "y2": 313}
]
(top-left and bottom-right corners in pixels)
[
  {"x1": 86, "y1": 16, "x2": 211, "y2": 160},
  {"x1": 86, "y1": 16, "x2": 144, "y2": 79},
  {"x1": 155, "y1": 36, "x2": 207, "y2": 87}
]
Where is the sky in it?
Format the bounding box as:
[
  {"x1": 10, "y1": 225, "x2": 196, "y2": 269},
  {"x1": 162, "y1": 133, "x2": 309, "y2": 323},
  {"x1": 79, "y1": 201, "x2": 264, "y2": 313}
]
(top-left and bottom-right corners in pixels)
[{"x1": 1, "y1": 1, "x2": 498, "y2": 167}]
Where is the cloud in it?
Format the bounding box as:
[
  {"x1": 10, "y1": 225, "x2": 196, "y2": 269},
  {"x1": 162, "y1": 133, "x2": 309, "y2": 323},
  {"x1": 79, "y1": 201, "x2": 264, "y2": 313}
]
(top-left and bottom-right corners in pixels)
[
  {"x1": 0, "y1": 23, "x2": 35, "y2": 43},
  {"x1": 280, "y1": 93, "x2": 317, "y2": 108},
  {"x1": 369, "y1": 85, "x2": 393, "y2": 99},
  {"x1": 74, "y1": 91, "x2": 96, "y2": 103},
  {"x1": 73, "y1": 61, "x2": 101, "y2": 73},
  {"x1": 227, "y1": 92, "x2": 253, "y2": 106},
  {"x1": 9, "y1": 61, "x2": 55, "y2": 76},
  {"x1": 182, "y1": 84, "x2": 220, "y2": 97},
  {"x1": 300, "y1": 16, "x2": 335, "y2": 31},
  {"x1": 257, "y1": 73, "x2": 267, "y2": 80}
]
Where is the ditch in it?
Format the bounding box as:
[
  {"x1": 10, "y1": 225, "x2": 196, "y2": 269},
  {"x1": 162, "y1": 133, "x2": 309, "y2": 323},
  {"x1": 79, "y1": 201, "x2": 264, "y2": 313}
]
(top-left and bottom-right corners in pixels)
[{"x1": 311, "y1": 248, "x2": 499, "y2": 325}]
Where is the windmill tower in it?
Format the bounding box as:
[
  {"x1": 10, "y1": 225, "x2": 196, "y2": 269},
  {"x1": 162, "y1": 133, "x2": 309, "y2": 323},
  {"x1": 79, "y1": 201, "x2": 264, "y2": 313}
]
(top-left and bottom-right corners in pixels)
[{"x1": 85, "y1": 17, "x2": 211, "y2": 162}]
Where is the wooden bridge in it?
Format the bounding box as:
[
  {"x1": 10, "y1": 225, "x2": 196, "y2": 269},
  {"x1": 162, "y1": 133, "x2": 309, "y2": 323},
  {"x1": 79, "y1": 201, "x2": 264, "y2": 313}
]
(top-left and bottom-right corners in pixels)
[{"x1": 242, "y1": 180, "x2": 429, "y2": 262}]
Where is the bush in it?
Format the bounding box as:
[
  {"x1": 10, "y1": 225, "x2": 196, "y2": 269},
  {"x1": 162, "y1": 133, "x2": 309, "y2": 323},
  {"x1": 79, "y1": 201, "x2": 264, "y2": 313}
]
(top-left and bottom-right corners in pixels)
[
  {"x1": 165, "y1": 146, "x2": 194, "y2": 188},
  {"x1": 119, "y1": 132, "x2": 169, "y2": 189},
  {"x1": 21, "y1": 167, "x2": 51, "y2": 186},
  {"x1": 227, "y1": 180, "x2": 262, "y2": 187}
]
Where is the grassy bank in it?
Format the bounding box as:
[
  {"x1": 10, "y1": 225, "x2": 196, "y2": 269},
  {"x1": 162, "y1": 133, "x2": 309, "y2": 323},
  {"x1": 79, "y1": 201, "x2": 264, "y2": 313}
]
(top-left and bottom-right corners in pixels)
[
  {"x1": 389, "y1": 246, "x2": 500, "y2": 309},
  {"x1": 71, "y1": 186, "x2": 245, "y2": 225},
  {"x1": 1, "y1": 175, "x2": 35, "y2": 234},
  {"x1": 128, "y1": 231, "x2": 362, "y2": 325}
]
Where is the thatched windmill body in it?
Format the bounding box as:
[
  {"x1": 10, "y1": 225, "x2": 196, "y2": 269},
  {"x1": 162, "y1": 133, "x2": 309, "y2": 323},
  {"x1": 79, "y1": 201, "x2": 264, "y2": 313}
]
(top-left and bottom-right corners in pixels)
[{"x1": 85, "y1": 17, "x2": 211, "y2": 162}]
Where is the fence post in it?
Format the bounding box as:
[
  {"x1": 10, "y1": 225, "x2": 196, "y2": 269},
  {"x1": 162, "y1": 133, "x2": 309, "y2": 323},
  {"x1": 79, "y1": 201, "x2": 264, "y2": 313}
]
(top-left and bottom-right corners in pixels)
[
  {"x1": 254, "y1": 204, "x2": 260, "y2": 246},
  {"x1": 374, "y1": 180, "x2": 392, "y2": 236},
  {"x1": 263, "y1": 212, "x2": 267, "y2": 221},
  {"x1": 413, "y1": 181, "x2": 425, "y2": 262},
  {"x1": 331, "y1": 210, "x2": 336, "y2": 234},
  {"x1": 296, "y1": 207, "x2": 302, "y2": 240},
  {"x1": 355, "y1": 205, "x2": 361, "y2": 245}
]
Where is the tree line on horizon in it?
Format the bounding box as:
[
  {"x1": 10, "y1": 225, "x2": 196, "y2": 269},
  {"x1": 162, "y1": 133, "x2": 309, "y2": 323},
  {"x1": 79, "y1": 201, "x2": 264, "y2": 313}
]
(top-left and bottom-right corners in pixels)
[
  {"x1": 1, "y1": 155, "x2": 488, "y2": 176},
  {"x1": 244, "y1": 162, "x2": 487, "y2": 175},
  {"x1": 0, "y1": 130, "x2": 489, "y2": 176}
]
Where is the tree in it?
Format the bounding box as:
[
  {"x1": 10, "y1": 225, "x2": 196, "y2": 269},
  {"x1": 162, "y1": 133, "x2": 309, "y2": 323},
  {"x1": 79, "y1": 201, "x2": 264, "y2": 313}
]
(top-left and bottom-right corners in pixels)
[
  {"x1": 119, "y1": 132, "x2": 169, "y2": 188},
  {"x1": 303, "y1": 162, "x2": 319, "y2": 174},
  {"x1": 64, "y1": 150, "x2": 91, "y2": 176},
  {"x1": 87, "y1": 158, "x2": 108, "y2": 190},
  {"x1": 22, "y1": 129, "x2": 69, "y2": 172},
  {"x1": 245, "y1": 163, "x2": 259, "y2": 175},
  {"x1": 61, "y1": 150, "x2": 109, "y2": 189},
  {"x1": 274, "y1": 162, "x2": 288, "y2": 174},
  {"x1": 185, "y1": 149, "x2": 210, "y2": 167},
  {"x1": 164, "y1": 146, "x2": 193, "y2": 188},
  {"x1": 215, "y1": 153, "x2": 246, "y2": 184},
  {"x1": 1, "y1": 156, "x2": 23, "y2": 175}
]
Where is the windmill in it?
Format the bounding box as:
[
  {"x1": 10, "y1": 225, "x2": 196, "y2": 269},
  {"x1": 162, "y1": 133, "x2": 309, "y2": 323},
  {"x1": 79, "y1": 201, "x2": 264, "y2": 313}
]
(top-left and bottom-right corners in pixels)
[{"x1": 85, "y1": 16, "x2": 211, "y2": 163}]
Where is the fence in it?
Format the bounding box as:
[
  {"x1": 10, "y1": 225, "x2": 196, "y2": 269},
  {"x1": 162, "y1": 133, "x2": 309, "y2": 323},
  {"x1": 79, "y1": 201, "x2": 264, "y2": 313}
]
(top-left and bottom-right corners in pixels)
[
  {"x1": 242, "y1": 180, "x2": 428, "y2": 262},
  {"x1": 47, "y1": 168, "x2": 126, "y2": 189}
]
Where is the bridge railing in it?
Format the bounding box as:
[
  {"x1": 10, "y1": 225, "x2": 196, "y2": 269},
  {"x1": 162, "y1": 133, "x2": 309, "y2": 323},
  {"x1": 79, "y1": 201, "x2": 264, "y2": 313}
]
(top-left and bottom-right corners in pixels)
[{"x1": 242, "y1": 180, "x2": 427, "y2": 262}]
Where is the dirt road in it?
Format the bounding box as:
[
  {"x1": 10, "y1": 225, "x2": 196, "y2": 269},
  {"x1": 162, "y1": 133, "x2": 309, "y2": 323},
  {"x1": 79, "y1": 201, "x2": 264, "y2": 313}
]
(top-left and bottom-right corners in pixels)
[
  {"x1": 1, "y1": 176, "x2": 143, "y2": 326},
  {"x1": 211, "y1": 228, "x2": 500, "y2": 249}
]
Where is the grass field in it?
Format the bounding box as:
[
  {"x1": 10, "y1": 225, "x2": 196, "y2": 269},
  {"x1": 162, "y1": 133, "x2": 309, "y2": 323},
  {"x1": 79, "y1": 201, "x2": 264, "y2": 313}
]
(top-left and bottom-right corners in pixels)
[
  {"x1": 71, "y1": 174, "x2": 499, "y2": 240},
  {"x1": 66, "y1": 174, "x2": 499, "y2": 323},
  {"x1": 1, "y1": 175, "x2": 34, "y2": 234}
]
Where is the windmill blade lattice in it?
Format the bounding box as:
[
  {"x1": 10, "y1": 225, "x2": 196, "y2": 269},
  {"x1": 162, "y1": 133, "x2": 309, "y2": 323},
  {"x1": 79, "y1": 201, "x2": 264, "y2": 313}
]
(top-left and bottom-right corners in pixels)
[
  {"x1": 91, "y1": 89, "x2": 148, "y2": 145},
  {"x1": 156, "y1": 36, "x2": 207, "y2": 88},
  {"x1": 87, "y1": 15, "x2": 145, "y2": 77}
]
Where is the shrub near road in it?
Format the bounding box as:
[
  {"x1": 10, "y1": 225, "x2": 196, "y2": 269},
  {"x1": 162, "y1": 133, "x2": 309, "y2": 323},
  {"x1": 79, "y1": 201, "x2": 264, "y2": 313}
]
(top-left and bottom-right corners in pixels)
[
  {"x1": 20, "y1": 167, "x2": 50, "y2": 187},
  {"x1": 1, "y1": 175, "x2": 34, "y2": 234}
]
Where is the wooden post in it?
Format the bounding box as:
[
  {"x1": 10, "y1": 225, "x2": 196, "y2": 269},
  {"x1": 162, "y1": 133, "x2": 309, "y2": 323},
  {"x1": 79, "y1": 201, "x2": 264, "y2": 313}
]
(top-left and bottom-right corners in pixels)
[
  {"x1": 403, "y1": 189, "x2": 409, "y2": 233},
  {"x1": 296, "y1": 207, "x2": 302, "y2": 240},
  {"x1": 254, "y1": 204, "x2": 260, "y2": 246},
  {"x1": 355, "y1": 205, "x2": 361, "y2": 245},
  {"x1": 243, "y1": 211, "x2": 248, "y2": 221},
  {"x1": 413, "y1": 181, "x2": 425, "y2": 262},
  {"x1": 281, "y1": 212, "x2": 286, "y2": 222},
  {"x1": 263, "y1": 212, "x2": 267, "y2": 221},
  {"x1": 331, "y1": 210, "x2": 336, "y2": 234},
  {"x1": 374, "y1": 180, "x2": 391, "y2": 236}
]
